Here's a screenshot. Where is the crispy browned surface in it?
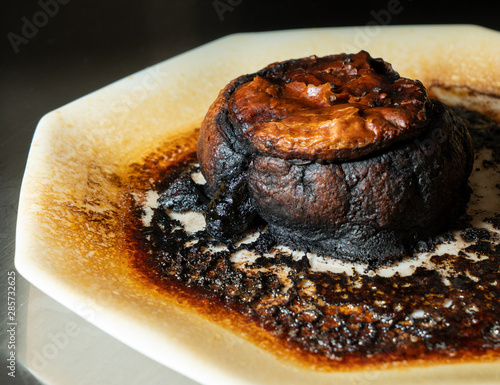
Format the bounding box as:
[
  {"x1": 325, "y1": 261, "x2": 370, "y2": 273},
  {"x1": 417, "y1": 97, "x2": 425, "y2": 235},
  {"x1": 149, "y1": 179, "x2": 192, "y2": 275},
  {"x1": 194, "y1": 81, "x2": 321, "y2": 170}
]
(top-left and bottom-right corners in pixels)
[
  {"x1": 228, "y1": 51, "x2": 428, "y2": 161},
  {"x1": 247, "y1": 100, "x2": 474, "y2": 262},
  {"x1": 197, "y1": 51, "x2": 474, "y2": 263}
]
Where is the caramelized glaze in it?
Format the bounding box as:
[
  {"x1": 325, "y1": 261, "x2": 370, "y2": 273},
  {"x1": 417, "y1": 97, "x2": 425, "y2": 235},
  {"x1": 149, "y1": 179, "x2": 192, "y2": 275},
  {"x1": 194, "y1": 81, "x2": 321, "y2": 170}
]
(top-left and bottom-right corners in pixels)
[{"x1": 228, "y1": 51, "x2": 427, "y2": 161}]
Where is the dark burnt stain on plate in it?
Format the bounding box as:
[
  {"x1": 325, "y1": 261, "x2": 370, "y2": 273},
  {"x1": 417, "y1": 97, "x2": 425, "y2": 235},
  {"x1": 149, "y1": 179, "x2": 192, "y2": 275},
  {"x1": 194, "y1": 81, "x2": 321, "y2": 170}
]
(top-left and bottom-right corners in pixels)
[{"x1": 123, "y1": 109, "x2": 500, "y2": 371}]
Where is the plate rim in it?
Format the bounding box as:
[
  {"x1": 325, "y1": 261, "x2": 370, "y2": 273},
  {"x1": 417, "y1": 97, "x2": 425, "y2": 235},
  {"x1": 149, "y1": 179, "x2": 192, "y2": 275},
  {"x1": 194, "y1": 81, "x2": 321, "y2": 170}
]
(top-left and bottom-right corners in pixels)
[{"x1": 15, "y1": 24, "x2": 500, "y2": 385}]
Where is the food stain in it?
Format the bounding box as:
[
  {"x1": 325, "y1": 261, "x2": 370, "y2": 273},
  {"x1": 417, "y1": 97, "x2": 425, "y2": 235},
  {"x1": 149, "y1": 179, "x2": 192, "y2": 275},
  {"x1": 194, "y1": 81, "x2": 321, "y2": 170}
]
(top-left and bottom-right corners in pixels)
[{"x1": 122, "y1": 108, "x2": 500, "y2": 371}]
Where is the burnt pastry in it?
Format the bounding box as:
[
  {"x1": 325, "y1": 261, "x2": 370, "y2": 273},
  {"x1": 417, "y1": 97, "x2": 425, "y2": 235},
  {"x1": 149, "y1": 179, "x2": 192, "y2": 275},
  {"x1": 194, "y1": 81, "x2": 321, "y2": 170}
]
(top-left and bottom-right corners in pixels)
[{"x1": 197, "y1": 51, "x2": 474, "y2": 264}]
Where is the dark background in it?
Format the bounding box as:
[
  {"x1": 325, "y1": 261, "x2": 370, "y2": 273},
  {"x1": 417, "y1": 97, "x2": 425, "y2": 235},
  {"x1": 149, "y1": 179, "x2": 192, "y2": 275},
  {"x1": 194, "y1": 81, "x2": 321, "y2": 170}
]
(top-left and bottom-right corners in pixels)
[
  {"x1": 1, "y1": 1, "x2": 498, "y2": 384},
  {"x1": 2, "y1": 1, "x2": 499, "y2": 152}
]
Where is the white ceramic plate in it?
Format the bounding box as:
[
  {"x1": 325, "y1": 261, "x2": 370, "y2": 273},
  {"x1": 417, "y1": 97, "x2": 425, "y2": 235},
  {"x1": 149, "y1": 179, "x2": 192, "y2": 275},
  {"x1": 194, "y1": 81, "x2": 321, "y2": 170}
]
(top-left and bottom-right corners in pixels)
[{"x1": 16, "y1": 25, "x2": 500, "y2": 385}]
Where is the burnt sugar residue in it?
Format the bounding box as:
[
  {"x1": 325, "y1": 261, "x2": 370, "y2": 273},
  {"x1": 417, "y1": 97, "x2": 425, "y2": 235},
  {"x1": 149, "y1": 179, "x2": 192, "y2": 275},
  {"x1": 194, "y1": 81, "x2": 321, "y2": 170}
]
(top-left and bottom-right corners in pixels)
[{"x1": 126, "y1": 109, "x2": 500, "y2": 370}]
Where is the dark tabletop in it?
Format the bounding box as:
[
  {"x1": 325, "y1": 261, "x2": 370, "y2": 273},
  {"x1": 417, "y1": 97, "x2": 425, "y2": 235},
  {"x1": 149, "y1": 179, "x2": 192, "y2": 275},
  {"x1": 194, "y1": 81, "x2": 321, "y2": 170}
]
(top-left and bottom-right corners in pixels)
[{"x1": 1, "y1": 1, "x2": 498, "y2": 384}]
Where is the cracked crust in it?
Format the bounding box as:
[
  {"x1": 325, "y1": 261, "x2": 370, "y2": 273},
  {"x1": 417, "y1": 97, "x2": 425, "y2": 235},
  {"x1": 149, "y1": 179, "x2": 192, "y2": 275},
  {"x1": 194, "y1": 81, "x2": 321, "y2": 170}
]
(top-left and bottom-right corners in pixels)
[
  {"x1": 247, "y1": 100, "x2": 473, "y2": 262},
  {"x1": 227, "y1": 51, "x2": 428, "y2": 162},
  {"x1": 197, "y1": 52, "x2": 474, "y2": 264}
]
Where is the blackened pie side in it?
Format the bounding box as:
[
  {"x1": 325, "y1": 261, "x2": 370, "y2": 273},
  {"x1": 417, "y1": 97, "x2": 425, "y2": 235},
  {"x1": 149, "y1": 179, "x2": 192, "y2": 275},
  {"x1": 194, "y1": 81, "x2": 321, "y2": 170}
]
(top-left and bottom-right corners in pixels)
[{"x1": 197, "y1": 51, "x2": 474, "y2": 264}]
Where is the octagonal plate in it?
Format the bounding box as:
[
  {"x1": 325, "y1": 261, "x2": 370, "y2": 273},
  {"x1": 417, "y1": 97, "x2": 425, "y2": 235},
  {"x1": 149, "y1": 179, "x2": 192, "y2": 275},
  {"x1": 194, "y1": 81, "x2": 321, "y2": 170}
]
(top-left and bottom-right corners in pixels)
[{"x1": 16, "y1": 25, "x2": 500, "y2": 385}]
